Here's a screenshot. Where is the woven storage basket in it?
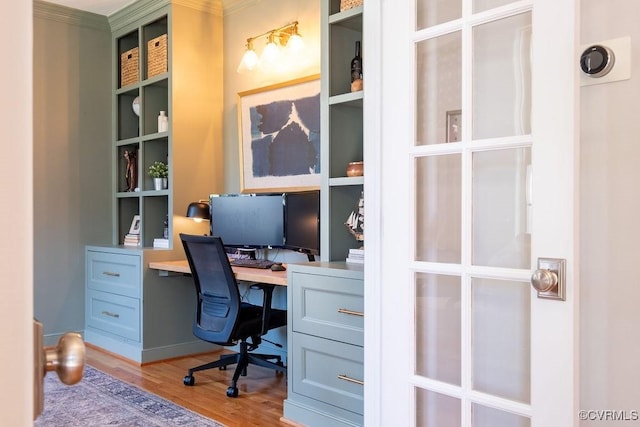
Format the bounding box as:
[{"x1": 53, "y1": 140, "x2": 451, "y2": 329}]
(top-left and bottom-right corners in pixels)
[
  {"x1": 120, "y1": 47, "x2": 139, "y2": 88},
  {"x1": 340, "y1": 0, "x2": 363, "y2": 11},
  {"x1": 147, "y1": 34, "x2": 168, "y2": 79}
]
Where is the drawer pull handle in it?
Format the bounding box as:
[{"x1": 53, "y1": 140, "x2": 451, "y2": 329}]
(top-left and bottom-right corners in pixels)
[
  {"x1": 338, "y1": 308, "x2": 364, "y2": 317},
  {"x1": 102, "y1": 271, "x2": 121, "y2": 277},
  {"x1": 338, "y1": 374, "x2": 364, "y2": 386},
  {"x1": 101, "y1": 311, "x2": 120, "y2": 318}
]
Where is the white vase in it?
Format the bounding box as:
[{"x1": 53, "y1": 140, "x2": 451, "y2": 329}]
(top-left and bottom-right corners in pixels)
[{"x1": 153, "y1": 177, "x2": 167, "y2": 191}]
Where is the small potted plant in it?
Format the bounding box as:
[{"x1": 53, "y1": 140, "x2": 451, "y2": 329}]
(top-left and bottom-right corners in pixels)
[{"x1": 148, "y1": 161, "x2": 168, "y2": 190}]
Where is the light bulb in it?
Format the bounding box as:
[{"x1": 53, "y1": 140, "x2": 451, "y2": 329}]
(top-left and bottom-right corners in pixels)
[
  {"x1": 237, "y1": 48, "x2": 259, "y2": 73},
  {"x1": 260, "y1": 33, "x2": 281, "y2": 71},
  {"x1": 286, "y1": 33, "x2": 304, "y2": 55}
]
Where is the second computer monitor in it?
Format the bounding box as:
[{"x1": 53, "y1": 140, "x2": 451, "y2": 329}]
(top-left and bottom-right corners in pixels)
[
  {"x1": 209, "y1": 193, "x2": 285, "y2": 249},
  {"x1": 284, "y1": 190, "x2": 320, "y2": 256}
]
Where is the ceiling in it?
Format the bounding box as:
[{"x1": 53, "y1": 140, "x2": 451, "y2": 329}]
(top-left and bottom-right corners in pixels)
[
  {"x1": 44, "y1": 0, "x2": 231, "y2": 16},
  {"x1": 45, "y1": 0, "x2": 139, "y2": 16}
]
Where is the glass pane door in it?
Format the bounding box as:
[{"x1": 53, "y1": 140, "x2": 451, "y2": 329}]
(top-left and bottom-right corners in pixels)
[{"x1": 413, "y1": 0, "x2": 533, "y2": 424}]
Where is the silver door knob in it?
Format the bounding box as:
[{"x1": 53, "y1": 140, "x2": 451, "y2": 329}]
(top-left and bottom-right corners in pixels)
[{"x1": 531, "y1": 269, "x2": 558, "y2": 292}]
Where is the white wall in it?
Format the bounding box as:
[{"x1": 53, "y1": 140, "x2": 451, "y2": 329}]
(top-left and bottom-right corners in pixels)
[{"x1": 580, "y1": 0, "x2": 640, "y2": 421}]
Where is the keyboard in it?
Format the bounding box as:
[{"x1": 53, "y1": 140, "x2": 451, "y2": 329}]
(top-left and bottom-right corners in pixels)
[{"x1": 229, "y1": 258, "x2": 276, "y2": 269}]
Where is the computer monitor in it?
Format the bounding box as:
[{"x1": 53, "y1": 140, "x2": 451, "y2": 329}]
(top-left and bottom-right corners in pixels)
[
  {"x1": 284, "y1": 190, "x2": 320, "y2": 258},
  {"x1": 209, "y1": 193, "x2": 285, "y2": 249}
]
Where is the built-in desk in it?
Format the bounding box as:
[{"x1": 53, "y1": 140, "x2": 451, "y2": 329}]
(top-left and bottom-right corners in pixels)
[{"x1": 148, "y1": 259, "x2": 288, "y2": 286}]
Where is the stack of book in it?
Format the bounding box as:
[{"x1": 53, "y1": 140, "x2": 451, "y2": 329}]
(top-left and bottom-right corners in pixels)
[
  {"x1": 123, "y1": 233, "x2": 140, "y2": 247},
  {"x1": 153, "y1": 238, "x2": 169, "y2": 248},
  {"x1": 346, "y1": 248, "x2": 364, "y2": 264}
]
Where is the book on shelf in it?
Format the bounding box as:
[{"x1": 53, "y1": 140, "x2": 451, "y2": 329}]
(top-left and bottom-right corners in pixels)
[
  {"x1": 346, "y1": 248, "x2": 364, "y2": 264},
  {"x1": 153, "y1": 238, "x2": 169, "y2": 248},
  {"x1": 124, "y1": 233, "x2": 140, "y2": 247}
]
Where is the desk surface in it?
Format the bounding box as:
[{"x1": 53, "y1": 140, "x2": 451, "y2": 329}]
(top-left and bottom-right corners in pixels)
[{"x1": 148, "y1": 259, "x2": 288, "y2": 286}]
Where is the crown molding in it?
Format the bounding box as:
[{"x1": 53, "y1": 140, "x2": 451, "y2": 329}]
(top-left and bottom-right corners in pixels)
[
  {"x1": 222, "y1": 0, "x2": 261, "y2": 16},
  {"x1": 34, "y1": 0, "x2": 110, "y2": 31},
  {"x1": 109, "y1": 0, "x2": 223, "y2": 31}
]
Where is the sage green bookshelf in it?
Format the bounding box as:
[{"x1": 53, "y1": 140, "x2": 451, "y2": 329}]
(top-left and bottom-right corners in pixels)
[
  {"x1": 109, "y1": 0, "x2": 223, "y2": 249},
  {"x1": 321, "y1": 1, "x2": 365, "y2": 262}
]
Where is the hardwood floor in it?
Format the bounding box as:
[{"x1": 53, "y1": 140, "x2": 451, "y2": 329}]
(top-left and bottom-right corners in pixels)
[{"x1": 85, "y1": 344, "x2": 291, "y2": 427}]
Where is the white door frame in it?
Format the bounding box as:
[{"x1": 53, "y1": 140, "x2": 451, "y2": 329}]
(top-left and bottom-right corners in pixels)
[{"x1": 0, "y1": 0, "x2": 34, "y2": 423}]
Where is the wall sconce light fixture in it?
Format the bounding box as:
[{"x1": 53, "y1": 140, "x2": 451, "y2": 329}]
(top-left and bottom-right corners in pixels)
[{"x1": 237, "y1": 21, "x2": 304, "y2": 73}]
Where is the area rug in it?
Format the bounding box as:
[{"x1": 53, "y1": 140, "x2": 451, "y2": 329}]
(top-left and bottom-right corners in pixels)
[{"x1": 35, "y1": 365, "x2": 225, "y2": 426}]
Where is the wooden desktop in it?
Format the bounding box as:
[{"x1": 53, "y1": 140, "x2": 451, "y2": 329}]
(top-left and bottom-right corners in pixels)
[{"x1": 148, "y1": 259, "x2": 288, "y2": 286}]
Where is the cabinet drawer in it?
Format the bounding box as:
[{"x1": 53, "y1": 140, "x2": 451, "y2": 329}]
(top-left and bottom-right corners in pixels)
[
  {"x1": 291, "y1": 332, "x2": 363, "y2": 415},
  {"x1": 86, "y1": 289, "x2": 140, "y2": 342},
  {"x1": 291, "y1": 272, "x2": 364, "y2": 346},
  {"x1": 87, "y1": 251, "x2": 140, "y2": 298}
]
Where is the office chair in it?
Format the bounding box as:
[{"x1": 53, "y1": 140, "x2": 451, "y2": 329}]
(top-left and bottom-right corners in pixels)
[{"x1": 179, "y1": 234, "x2": 287, "y2": 397}]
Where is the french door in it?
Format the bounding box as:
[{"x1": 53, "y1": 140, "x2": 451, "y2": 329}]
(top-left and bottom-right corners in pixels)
[{"x1": 366, "y1": 0, "x2": 579, "y2": 426}]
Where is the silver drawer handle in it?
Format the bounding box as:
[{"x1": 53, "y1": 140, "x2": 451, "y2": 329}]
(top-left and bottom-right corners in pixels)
[
  {"x1": 338, "y1": 374, "x2": 364, "y2": 386},
  {"x1": 101, "y1": 311, "x2": 120, "y2": 318},
  {"x1": 338, "y1": 308, "x2": 364, "y2": 317},
  {"x1": 102, "y1": 271, "x2": 121, "y2": 277}
]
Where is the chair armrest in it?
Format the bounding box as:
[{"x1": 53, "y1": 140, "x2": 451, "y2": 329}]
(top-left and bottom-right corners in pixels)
[{"x1": 250, "y1": 283, "x2": 276, "y2": 335}]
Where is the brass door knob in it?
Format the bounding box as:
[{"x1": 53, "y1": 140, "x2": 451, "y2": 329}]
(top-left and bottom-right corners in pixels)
[{"x1": 44, "y1": 332, "x2": 85, "y2": 385}]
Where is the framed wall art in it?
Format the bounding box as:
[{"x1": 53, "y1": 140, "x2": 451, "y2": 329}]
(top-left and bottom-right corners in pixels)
[{"x1": 237, "y1": 74, "x2": 321, "y2": 193}]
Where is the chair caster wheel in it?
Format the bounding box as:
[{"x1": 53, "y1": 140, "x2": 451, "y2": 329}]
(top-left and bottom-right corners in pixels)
[
  {"x1": 226, "y1": 386, "x2": 238, "y2": 398},
  {"x1": 220, "y1": 366, "x2": 227, "y2": 371},
  {"x1": 183, "y1": 375, "x2": 195, "y2": 386}
]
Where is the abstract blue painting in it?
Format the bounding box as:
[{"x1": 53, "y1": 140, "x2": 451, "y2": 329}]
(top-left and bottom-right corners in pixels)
[{"x1": 238, "y1": 76, "x2": 321, "y2": 192}]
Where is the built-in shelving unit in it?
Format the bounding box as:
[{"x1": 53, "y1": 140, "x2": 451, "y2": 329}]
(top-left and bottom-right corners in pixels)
[
  {"x1": 84, "y1": 0, "x2": 224, "y2": 364},
  {"x1": 321, "y1": 1, "x2": 364, "y2": 262},
  {"x1": 111, "y1": 0, "x2": 223, "y2": 249}
]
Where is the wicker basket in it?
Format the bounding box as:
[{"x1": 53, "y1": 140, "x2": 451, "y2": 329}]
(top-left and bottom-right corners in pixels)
[
  {"x1": 340, "y1": 0, "x2": 363, "y2": 12},
  {"x1": 147, "y1": 34, "x2": 168, "y2": 79},
  {"x1": 120, "y1": 47, "x2": 139, "y2": 88}
]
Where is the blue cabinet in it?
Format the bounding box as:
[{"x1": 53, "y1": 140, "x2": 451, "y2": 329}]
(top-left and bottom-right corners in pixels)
[
  {"x1": 84, "y1": 246, "x2": 215, "y2": 363},
  {"x1": 284, "y1": 262, "x2": 364, "y2": 427}
]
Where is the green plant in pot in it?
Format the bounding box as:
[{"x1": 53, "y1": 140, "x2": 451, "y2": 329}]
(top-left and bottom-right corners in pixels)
[{"x1": 148, "y1": 161, "x2": 168, "y2": 190}]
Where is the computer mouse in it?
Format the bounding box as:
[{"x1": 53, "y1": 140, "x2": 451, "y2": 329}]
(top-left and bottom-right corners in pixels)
[{"x1": 270, "y1": 263, "x2": 286, "y2": 271}]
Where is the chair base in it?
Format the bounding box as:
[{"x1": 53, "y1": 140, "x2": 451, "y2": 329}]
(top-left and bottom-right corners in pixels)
[{"x1": 183, "y1": 341, "x2": 286, "y2": 397}]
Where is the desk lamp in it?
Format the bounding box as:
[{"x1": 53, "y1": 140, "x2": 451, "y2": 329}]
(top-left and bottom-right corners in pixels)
[{"x1": 186, "y1": 200, "x2": 210, "y2": 222}]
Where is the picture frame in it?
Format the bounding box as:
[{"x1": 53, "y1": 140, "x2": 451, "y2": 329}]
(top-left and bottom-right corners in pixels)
[
  {"x1": 128, "y1": 215, "x2": 141, "y2": 235},
  {"x1": 237, "y1": 74, "x2": 321, "y2": 193},
  {"x1": 446, "y1": 109, "x2": 462, "y2": 143}
]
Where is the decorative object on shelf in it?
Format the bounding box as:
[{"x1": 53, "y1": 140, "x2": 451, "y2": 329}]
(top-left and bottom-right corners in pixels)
[
  {"x1": 237, "y1": 75, "x2": 321, "y2": 192},
  {"x1": 340, "y1": 0, "x2": 363, "y2": 12},
  {"x1": 345, "y1": 191, "x2": 364, "y2": 245},
  {"x1": 147, "y1": 34, "x2": 168, "y2": 79},
  {"x1": 237, "y1": 21, "x2": 305, "y2": 73},
  {"x1": 346, "y1": 161, "x2": 364, "y2": 177},
  {"x1": 163, "y1": 215, "x2": 169, "y2": 239},
  {"x1": 148, "y1": 161, "x2": 168, "y2": 190},
  {"x1": 132, "y1": 96, "x2": 140, "y2": 116},
  {"x1": 350, "y1": 40, "x2": 363, "y2": 92},
  {"x1": 120, "y1": 46, "x2": 139, "y2": 88},
  {"x1": 186, "y1": 200, "x2": 211, "y2": 222},
  {"x1": 123, "y1": 149, "x2": 138, "y2": 192},
  {"x1": 157, "y1": 111, "x2": 169, "y2": 133}
]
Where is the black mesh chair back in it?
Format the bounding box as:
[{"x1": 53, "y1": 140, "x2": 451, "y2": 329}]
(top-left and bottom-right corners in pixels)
[{"x1": 180, "y1": 234, "x2": 239, "y2": 345}]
